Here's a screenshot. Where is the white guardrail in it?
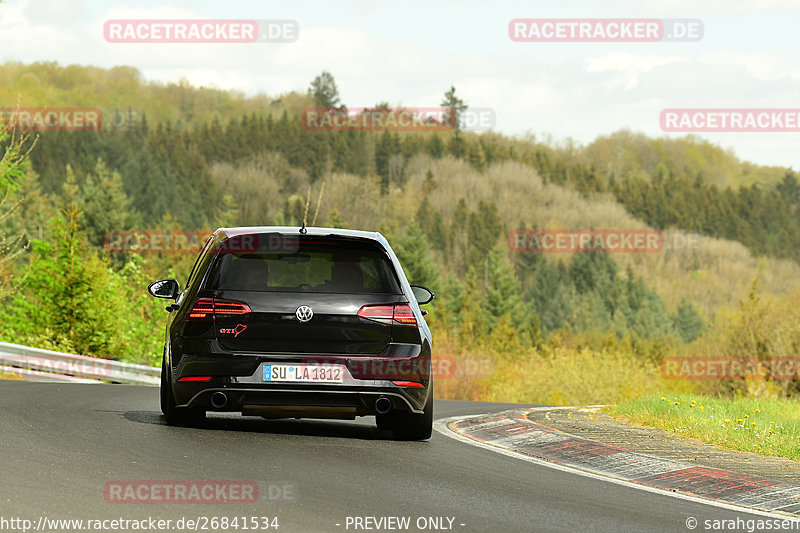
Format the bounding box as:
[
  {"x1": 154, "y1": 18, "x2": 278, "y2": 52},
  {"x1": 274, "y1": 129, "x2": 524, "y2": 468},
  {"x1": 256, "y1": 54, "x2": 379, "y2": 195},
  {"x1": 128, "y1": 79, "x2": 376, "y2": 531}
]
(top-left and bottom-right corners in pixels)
[{"x1": 0, "y1": 341, "x2": 160, "y2": 385}]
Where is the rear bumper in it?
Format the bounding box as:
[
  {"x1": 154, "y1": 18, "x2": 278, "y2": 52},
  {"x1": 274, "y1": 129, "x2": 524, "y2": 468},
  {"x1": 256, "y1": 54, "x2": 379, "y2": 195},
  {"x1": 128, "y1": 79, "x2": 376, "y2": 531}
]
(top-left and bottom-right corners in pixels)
[
  {"x1": 169, "y1": 346, "x2": 431, "y2": 418},
  {"x1": 176, "y1": 385, "x2": 427, "y2": 417}
]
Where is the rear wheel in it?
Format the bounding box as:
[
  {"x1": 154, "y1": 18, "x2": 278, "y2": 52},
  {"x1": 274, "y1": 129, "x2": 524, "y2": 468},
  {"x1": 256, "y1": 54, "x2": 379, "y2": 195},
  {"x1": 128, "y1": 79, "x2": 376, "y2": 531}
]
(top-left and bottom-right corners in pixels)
[
  {"x1": 161, "y1": 356, "x2": 205, "y2": 427},
  {"x1": 390, "y1": 388, "x2": 433, "y2": 441}
]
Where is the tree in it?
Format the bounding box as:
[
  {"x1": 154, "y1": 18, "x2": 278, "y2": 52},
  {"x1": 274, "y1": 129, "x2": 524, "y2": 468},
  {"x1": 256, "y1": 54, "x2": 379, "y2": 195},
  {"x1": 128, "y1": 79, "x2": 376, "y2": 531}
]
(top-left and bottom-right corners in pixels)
[
  {"x1": 394, "y1": 221, "x2": 439, "y2": 289},
  {"x1": 672, "y1": 298, "x2": 705, "y2": 343},
  {"x1": 284, "y1": 194, "x2": 305, "y2": 226},
  {"x1": 375, "y1": 131, "x2": 396, "y2": 192},
  {"x1": 215, "y1": 193, "x2": 240, "y2": 228},
  {"x1": 309, "y1": 71, "x2": 343, "y2": 109},
  {"x1": 467, "y1": 201, "x2": 503, "y2": 266},
  {"x1": 524, "y1": 259, "x2": 574, "y2": 332},
  {"x1": 569, "y1": 252, "x2": 618, "y2": 294},
  {"x1": 484, "y1": 244, "x2": 527, "y2": 328},
  {"x1": 467, "y1": 140, "x2": 487, "y2": 171},
  {"x1": 0, "y1": 122, "x2": 37, "y2": 298},
  {"x1": 441, "y1": 85, "x2": 467, "y2": 132},
  {"x1": 5, "y1": 198, "x2": 120, "y2": 355},
  {"x1": 447, "y1": 132, "x2": 467, "y2": 159},
  {"x1": 427, "y1": 133, "x2": 444, "y2": 158},
  {"x1": 80, "y1": 159, "x2": 139, "y2": 248},
  {"x1": 777, "y1": 171, "x2": 800, "y2": 205},
  {"x1": 15, "y1": 169, "x2": 53, "y2": 242},
  {"x1": 513, "y1": 221, "x2": 544, "y2": 287},
  {"x1": 423, "y1": 169, "x2": 436, "y2": 193},
  {"x1": 452, "y1": 198, "x2": 468, "y2": 233},
  {"x1": 456, "y1": 267, "x2": 490, "y2": 344}
]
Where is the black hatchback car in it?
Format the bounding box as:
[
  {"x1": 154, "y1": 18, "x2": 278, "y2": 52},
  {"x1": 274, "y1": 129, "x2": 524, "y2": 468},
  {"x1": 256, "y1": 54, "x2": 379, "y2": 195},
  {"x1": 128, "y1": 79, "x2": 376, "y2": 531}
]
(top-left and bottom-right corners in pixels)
[{"x1": 148, "y1": 226, "x2": 435, "y2": 440}]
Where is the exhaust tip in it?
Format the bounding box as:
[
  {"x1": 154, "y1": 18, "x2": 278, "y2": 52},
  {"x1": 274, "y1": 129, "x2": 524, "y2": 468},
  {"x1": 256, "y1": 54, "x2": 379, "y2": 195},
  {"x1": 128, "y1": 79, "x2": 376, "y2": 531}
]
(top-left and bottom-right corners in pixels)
[
  {"x1": 210, "y1": 392, "x2": 228, "y2": 409},
  {"x1": 375, "y1": 397, "x2": 392, "y2": 415}
]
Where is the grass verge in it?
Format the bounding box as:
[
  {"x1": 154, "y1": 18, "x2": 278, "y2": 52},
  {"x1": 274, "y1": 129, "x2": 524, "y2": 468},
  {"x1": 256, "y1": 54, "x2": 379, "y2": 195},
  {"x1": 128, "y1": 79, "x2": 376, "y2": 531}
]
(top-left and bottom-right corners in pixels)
[{"x1": 608, "y1": 394, "x2": 800, "y2": 460}]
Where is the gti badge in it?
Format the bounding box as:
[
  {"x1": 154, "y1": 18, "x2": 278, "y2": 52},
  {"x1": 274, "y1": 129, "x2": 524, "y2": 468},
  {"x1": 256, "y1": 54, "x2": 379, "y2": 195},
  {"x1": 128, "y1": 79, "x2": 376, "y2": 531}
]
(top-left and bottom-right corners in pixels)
[
  {"x1": 295, "y1": 305, "x2": 313, "y2": 323},
  {"x1": 219, "y1": 324, "x2": 247, "y2": 337}
]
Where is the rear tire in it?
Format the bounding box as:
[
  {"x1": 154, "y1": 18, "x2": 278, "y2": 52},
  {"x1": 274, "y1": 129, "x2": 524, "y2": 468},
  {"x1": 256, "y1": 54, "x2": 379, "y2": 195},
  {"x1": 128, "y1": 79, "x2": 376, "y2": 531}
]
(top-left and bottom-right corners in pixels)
[
  {"x1": 161, "y1": 356, "x2": 205, "y2": 427},
  {"x1": 390, "y1": 387, "x2": 433, "y2": 441}
]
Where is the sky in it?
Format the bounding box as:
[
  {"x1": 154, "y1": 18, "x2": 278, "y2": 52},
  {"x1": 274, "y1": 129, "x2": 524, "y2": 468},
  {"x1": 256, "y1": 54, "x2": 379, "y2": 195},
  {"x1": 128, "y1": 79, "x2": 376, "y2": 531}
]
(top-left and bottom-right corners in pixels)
[{"x1": 1, "y1": 0, "x2": 799, "y2": 169}]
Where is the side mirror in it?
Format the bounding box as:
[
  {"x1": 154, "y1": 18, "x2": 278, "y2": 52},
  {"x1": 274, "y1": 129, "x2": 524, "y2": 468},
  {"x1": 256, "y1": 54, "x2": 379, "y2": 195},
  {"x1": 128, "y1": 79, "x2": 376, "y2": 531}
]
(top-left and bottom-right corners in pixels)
[
  {"x1": 410, "y1": 285, "x2": 435, "y2": 305},
  {"x1": 148, "y1": 279, "x2": 180, "y2": 299}
]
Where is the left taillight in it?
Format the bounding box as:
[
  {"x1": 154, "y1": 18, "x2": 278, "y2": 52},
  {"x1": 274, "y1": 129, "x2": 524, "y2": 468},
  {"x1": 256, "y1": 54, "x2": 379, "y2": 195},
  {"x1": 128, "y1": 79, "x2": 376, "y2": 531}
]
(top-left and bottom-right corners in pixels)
[
  {"x1": 187, "y1": 298, "x2": 251, "y2": 320},
  {"x1": 357, "y1": 303, "x2": 417, "y2": 326}
]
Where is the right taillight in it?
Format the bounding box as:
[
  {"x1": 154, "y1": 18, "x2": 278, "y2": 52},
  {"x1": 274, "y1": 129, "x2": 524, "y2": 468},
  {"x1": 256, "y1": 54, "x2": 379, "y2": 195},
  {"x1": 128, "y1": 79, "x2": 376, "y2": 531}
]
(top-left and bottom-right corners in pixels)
[
  {"x1": 357, "y1": 303, "x2": 417, "y2": 326},
  {"x1": 187, "y1": 298, "x2": 251, "y2": 320}
]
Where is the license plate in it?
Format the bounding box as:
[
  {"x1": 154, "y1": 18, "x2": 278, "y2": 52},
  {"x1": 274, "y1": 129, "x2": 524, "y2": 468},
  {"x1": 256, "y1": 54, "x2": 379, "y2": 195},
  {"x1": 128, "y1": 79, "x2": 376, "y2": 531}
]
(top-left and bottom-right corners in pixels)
[{"x1": 263, "y1": 364, "x2": 345, "y2": 383}]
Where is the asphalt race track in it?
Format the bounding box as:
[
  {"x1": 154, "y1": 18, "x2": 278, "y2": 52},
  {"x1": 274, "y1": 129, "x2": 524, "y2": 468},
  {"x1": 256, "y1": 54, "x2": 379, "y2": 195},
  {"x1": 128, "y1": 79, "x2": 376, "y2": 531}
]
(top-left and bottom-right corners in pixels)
[{"x1": 0, "y1": 381, "x2": 778, "y2": 532}]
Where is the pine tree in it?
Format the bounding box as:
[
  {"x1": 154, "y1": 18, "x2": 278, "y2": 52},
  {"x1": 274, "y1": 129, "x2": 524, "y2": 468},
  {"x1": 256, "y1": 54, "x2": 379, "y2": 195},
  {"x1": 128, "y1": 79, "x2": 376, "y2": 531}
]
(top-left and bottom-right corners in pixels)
[
  {"x1": 569, "y1": 252, "x2": 618, "y2": 294},
  {"x1": 6, "y1": 200, "x2": 122, "y2": 355},
  {"x1": 457, "y1": 267, "x2": 490, "y2": 345},
  {"x1": 80, "y1": 159, "x2": 139, "y2": 248},
  {"x1": 427, "y1": 134, "x2": 444, "y2": 159},
  {"x1": 629, "y1": 293, "x2": 674, "y2": 339},
  {"x1": 777, "y1": 171, "x2": 800, "y2": 205},
  {"x1": 394, "y1": 221, "x2": 439, "y2": 289},
  {"x1": 573, "y1": 292, "x2": 613, "y2": 334},
  {"x1": 524, "y1": 259, "x2": 575, "y2": 332},
  {"x1": 309, "y1": 71, "x2": 343, "y2": 109},
  {"x1": 447, "y1": 133, "x2": 466, "y2": 159},
  {"x1": 453, "y1": 198, "x2": 468, "y2": 233},
  {"x1": 467, "y1": 141, "x2": 487, "y2": 171},
  {"x1": 484, "y1": 243, "x2": 527, "y2": 330},
  {"x1": 512, "y1": 222, "x2": 544, "y2": 286},
  {"x1": 672, "y1": 298, "x2": 705, "y2": 342},
  {"x1": 17, "y1": 168, "x2": 54, "y2": 242},
  {"x1": 467, "y1": 201, "x2": 503, "y2": 265},
  {"x1": 441, "y1": 86, "x2": 467, "y2": 132},
  {"x1": 423, "y1": 169, "x2": 436, "y2": 193}
]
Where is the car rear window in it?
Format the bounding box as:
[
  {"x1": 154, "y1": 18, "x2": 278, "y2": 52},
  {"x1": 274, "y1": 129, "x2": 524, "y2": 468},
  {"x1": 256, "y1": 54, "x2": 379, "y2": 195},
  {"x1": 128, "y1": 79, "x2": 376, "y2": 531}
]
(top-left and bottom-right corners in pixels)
[{"x1": 207, "y1": 236, "x2": 402, "y2": 294}]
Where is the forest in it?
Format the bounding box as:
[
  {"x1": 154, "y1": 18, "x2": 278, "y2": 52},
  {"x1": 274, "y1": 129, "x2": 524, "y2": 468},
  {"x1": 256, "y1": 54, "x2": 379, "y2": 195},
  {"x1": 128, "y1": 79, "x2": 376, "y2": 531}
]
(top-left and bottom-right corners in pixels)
[{"x1": 2, "y1": 61, "x2": 799, "y2": 404}]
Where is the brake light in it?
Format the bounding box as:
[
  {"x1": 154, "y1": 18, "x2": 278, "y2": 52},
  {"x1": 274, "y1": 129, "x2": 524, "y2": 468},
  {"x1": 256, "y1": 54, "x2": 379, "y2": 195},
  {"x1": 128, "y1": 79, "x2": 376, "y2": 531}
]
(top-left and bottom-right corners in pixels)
[
  {"x1": 391, "y1": 380, "x2": 424, "y2": 388},
  {"x1": 392, "y1": 304, "x2": 417, "y2": 325},
  {"x1": 214, "y1": 299, "x2": 251, "y2": 318},
  {"x1": 357, "y1": 305, "x2": 394, "y2": 322},
  {"x1": 178, "y1": 376, "x2": 213, "y2": 382},
  {"x1": 188, "y1": 298, "x2": 215, "y2": 319},
  {"x1": 357, "y1": 303, "x2": 417, "y2": 326},
  {"x1": 187, "y1": 298, "x2": 251, "y2": 320}
]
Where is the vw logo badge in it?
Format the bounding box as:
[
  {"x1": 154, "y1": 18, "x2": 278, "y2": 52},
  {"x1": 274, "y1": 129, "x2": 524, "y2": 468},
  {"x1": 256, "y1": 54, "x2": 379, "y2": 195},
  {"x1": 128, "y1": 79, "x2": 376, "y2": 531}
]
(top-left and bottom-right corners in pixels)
[{"x1": 295, "y1": 305, "x2": 313, "y2": 323}]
